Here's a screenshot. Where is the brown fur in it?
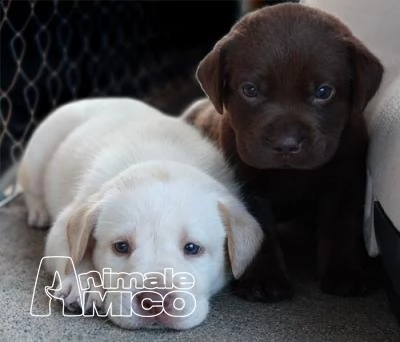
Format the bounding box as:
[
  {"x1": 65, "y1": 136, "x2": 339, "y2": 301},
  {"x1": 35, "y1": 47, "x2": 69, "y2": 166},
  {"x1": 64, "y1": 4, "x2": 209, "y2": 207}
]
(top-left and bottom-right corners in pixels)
[{"x1": 183, "y1": 4, "x2": 383, "y2": 301}]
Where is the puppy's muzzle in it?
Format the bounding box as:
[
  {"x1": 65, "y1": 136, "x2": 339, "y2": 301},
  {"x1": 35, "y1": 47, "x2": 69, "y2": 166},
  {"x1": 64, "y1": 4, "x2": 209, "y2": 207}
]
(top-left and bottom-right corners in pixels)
[
  {"x1": 264, "y1": 120, "x2": 309, "y2": 158},
  {"x1": 268, "y1": 135, "x2": 306, "y2": 155},
  {"x1": 135, "y1": 289, "x2": 171, "y2": 316}
]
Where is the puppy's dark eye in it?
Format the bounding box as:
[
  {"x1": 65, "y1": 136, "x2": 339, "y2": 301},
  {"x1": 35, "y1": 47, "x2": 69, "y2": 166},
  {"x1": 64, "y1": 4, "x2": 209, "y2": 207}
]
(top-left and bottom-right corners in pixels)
[
  {"x1": 113, "y1": 241, "x2": 131, "y2": 255},
  {"x1": 314, "y1": 84, "x2": 335, "y2": 101},
  {"x1": 242, "y1": 83, "x2": 258, "y2": 98},
  {"x1": 184, "y1": 243, "x2": 201, "y2": 256}
]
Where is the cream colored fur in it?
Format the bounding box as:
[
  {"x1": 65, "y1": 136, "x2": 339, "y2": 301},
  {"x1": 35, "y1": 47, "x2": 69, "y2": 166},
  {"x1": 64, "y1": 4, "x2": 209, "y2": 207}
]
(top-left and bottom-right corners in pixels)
[{"x1": 18, "y1": 98, "x2": 263, "y2": 330}]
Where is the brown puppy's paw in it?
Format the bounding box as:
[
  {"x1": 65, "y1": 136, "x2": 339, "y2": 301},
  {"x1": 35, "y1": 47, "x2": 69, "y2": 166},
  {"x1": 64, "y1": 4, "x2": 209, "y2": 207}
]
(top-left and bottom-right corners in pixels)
[
  {"x1": 231, "y1": 272, "x2": 294, "y2": 302},
  {"x1": 321, "y1": 269, "x2": 368, "y2": 296}
]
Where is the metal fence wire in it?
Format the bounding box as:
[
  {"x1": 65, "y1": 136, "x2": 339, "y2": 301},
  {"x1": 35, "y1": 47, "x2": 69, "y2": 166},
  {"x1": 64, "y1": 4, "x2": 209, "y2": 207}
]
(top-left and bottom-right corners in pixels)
[{"x1": 0, "y1": 0, "x2": 240, "y2": 200}]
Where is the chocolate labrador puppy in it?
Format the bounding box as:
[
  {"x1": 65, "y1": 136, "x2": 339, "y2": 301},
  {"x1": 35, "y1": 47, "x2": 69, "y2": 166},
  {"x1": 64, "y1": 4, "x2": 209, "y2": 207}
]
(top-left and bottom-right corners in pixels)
[{"x1": 182, "y1": 4, "x2": 383, "y2": 301}]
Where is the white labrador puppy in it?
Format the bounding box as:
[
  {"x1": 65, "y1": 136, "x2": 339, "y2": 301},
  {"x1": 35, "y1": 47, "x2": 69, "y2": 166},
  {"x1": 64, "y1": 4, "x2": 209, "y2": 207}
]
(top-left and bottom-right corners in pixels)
[{"x1": 18, "y1": 98, "x2": 263, "y2": 330}]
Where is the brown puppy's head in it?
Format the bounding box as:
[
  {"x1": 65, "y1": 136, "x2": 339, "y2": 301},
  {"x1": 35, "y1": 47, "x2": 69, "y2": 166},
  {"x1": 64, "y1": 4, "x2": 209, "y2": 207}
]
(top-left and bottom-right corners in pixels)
[{"x1": 197, "y1": 4, "x2": 383, "y2": 169}]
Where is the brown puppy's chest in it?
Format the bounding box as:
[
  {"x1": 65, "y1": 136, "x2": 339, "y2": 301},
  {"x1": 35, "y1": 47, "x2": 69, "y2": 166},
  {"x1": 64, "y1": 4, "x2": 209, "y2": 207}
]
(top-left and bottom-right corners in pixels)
[{"x1": 239, "y1": 166, "x2": 322, "y2": 223}]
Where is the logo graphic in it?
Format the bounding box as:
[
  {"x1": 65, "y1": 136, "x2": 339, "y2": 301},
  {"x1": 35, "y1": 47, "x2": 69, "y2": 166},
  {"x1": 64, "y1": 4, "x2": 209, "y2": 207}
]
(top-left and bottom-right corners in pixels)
[{"x1": 31, "y1": 256, "x2": 196, "y2": 318}]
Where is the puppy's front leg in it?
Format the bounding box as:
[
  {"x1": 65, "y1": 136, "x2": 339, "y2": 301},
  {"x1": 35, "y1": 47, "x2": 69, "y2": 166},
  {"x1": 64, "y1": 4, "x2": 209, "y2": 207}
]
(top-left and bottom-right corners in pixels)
[
  {"x1": 18, "y1": 162, "x2": 50, "y2": 228},
  {"x1": 317, "y1": 164, "x2": 369, "y2": 296},
  {"x1": 231, "y1": 230, "x2": 294, "y2": 302},
  {"x1": 231, "y1": 197, "x2": 294, "y2": 302}
]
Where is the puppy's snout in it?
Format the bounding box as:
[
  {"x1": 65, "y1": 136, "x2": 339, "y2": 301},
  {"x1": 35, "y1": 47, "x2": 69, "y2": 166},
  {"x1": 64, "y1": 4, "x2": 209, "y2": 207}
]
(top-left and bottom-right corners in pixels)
[
  {"x1": 264, "y1": 120, "x2": 309, "y2": 156},
  {"x1": 135, "y1": 290, "x2": 171, "y2": 315},
  {"x1": 271, "y1": 135, "x2": 303, "y2": 155}
]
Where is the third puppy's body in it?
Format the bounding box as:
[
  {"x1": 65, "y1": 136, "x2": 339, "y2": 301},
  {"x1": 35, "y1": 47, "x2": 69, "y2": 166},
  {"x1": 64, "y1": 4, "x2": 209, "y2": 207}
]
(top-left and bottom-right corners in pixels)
[{"x1": 183, "y1": 3, "x2": 383, "y2": 301}]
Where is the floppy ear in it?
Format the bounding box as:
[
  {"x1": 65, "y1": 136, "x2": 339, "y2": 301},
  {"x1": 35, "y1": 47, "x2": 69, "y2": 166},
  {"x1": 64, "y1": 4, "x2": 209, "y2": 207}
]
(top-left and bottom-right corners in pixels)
[
  {"x1": 196, "y1": 36, "x2": 231, "y2": 114},
  {"x1": 65, "y1": 194, "x2": 102, "y2": 274},
  {"x1": 218, "y1": 199, "x2": 264, "y2": 279},
  {"x1": 345, "y1": 35, "x2": 384, "y2": 113}
]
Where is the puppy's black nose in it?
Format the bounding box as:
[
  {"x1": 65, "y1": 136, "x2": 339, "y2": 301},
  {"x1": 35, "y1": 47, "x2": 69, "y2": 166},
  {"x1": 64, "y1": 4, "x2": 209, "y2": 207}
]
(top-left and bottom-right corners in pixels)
[{"x1": 271, "y1": 136, "x2": 302, "y2": 154}]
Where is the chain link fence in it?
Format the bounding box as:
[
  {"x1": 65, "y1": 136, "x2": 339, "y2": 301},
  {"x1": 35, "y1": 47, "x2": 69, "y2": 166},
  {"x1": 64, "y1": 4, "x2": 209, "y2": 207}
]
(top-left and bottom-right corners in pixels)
[{"x1": 0, "y1": 0, "x2": 241, "y2": 204}]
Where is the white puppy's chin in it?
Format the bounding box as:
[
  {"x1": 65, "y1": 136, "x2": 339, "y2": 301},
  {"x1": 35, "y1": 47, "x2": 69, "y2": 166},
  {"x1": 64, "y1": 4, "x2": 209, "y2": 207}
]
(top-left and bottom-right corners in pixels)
[{"x1": 107, "y1": 296, "x2": 209, "y2": 330}]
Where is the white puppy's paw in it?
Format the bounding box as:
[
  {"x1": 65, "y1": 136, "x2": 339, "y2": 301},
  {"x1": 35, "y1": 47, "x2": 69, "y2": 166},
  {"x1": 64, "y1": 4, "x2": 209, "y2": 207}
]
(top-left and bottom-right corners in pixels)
[
  {"x1": 49, "y1": 272, "x2": 81, "y2": 313},
  {"x1": 25, "y1": 193, "x2": 50, "y2": 228},
  {"x1": 79, "y1": 272, "x2": 106, "y2": 315},
  {"x1": 52, "y1": 271, "x2": 105, "y2": 314}
]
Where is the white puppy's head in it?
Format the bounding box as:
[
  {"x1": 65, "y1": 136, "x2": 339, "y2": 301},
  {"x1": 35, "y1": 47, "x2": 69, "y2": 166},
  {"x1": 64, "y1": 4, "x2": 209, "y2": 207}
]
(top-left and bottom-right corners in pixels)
[{"x1": 65, "y1": 161, "x2": 263, "y2": 330}]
